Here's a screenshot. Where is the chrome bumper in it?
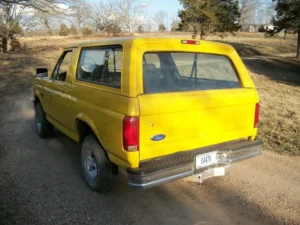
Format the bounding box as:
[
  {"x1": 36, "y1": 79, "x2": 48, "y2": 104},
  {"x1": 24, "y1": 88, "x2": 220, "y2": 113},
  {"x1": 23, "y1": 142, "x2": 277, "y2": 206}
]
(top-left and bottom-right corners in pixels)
[{"x1": 127, "y1": 139, "x2": 262, "y2": 189}]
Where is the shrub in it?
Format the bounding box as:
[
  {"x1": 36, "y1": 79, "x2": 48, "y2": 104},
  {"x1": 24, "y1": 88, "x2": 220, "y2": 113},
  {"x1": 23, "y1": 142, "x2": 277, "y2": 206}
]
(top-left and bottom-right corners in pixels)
[
  {"x1": 82, "y1": 27, "x2": 92, "y2": 36},
  {"x1": 137, "y1": 25, "x2": 143, "y2": 33},
  {"x1": 59, "y1": 24, "x2": 69, "y2": 36},
  {"x1": 69, "y1": 24, "x2": 78, "y2": 35},
  {"x1": 258, "y1": 25, "x2": 266, "y2": 33},
  {"x1": 158, "y1": 24, "x2": 166, "y2": 32}
]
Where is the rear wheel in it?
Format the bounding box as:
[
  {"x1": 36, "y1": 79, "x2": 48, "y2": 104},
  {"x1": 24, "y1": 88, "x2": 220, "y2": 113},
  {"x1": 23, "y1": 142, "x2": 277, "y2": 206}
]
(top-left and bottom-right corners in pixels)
[
  {"x1": 35, "y1": 103, "x2": 54, "y2": 138},
  {"x1": 81, "y1": 134, "x2": 117, "y2": 192}
]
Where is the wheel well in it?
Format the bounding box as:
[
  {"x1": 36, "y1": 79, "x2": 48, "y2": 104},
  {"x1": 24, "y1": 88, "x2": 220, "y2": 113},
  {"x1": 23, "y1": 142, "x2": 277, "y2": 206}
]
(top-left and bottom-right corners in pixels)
[
  {"x1": 34, "y1": 96, "x2": 40, "y2": 106},
  {"x1": 76, "y1": 119, "x2": 92, "y2": 142},
  {"x1": 76, "y1": 119, "x2": 119, "y2": 175}
]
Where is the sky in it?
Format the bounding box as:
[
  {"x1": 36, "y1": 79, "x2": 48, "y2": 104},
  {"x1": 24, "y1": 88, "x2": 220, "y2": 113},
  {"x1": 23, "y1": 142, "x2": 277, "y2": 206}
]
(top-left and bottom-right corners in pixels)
[{"x1": 143, "y1": 0, "x2": 182, "y2": 18}]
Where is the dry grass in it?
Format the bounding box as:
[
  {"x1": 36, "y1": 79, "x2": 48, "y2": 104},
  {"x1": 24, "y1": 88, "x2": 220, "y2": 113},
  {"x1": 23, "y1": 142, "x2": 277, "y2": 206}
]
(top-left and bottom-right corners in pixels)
[
  {"x1": 245, "y1": 58, "x2": 300, "y2": 155},
  {"x1": 1, "y1": 34, "x2": 300, "y2": 156}
]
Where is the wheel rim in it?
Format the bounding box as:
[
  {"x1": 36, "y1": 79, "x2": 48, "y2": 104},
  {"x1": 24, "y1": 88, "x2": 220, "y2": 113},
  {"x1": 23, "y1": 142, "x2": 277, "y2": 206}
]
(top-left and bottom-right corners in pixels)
[
  {"x1": 84, "y1": 148, "x2": 98, "y2": 180},
  {"x1": 35, "y1": 107, "x2": 42, "y2": 133}
]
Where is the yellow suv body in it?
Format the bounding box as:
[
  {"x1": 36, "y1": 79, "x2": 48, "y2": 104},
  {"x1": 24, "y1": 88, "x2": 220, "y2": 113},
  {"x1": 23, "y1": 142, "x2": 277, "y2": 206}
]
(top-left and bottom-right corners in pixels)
[{"x1": 33, "y1": 37, "x2": 262, "y2": 190}]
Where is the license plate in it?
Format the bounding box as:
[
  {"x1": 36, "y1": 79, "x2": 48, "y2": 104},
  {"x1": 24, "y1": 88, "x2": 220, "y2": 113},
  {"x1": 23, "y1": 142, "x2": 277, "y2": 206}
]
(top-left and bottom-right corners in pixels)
[{"x1": 195, "y1": 151, "x2": 217, "y2": 169}]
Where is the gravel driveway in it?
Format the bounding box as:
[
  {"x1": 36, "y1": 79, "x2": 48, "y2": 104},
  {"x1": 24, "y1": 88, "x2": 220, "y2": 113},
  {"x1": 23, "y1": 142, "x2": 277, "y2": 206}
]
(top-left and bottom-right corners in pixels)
[{"x1": 1, "y1": 89, "x2": 300, "y2": 225}]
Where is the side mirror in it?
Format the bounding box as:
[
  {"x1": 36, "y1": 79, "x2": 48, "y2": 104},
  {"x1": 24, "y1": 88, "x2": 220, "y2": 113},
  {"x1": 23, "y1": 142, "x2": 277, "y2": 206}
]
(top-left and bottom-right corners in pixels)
[{"x1": 36, "y1": 68, "x2": 48, "y2": 77}]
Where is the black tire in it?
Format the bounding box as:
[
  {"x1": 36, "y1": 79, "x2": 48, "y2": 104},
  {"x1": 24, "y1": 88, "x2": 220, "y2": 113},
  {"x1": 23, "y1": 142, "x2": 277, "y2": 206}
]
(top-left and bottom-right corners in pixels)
[
  {"x1": 81, "y1": 134, "x2": 117, "y2": 192},
  {"x1": 35, "y1": 103, "x2": 54, "y2": 138}
]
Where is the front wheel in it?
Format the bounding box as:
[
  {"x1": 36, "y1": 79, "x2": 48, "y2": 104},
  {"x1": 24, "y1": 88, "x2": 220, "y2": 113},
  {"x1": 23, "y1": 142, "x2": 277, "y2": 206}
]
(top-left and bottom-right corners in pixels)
[
  {"x1": 81, "y1": 134, "x2": 117, "y2": 192},
  {"x1": 35, "y1": 103, "x2": 54, "y2": 138}
]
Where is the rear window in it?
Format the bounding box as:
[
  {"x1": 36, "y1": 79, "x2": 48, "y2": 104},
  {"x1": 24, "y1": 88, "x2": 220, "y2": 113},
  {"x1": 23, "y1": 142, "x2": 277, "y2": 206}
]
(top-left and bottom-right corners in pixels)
[
  {"x1": 143, "y1": 52, "x2": 240, "y2": 94},
  {"x1": 77, "y1": 46, "x2": 122, "y2": 88}
]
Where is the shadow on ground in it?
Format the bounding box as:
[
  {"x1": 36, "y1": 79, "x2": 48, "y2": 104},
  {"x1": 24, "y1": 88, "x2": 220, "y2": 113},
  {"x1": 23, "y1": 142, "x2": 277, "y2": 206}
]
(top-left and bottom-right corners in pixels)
[
  {"x1": 243, "y1": 57, "x2": 300, "y2": 86},
  {"x1": 214, "y1": 40, "x2": 265, "y2": 57},
  {"x1": 214, "y1": 40, "x2": 296, "y2": 57},
  {"x1": 0, "y1": 53, "x2": 39, "y2": 95},
  {"x1": 213, "y1": 40, "x2": 300, "y2": 86}
]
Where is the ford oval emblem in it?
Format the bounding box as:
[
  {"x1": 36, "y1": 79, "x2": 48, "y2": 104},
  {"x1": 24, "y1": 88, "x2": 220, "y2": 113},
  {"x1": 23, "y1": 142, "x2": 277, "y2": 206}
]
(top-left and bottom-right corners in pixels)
[{"x1": 151, "y1": 134, "x2": 166, "y2": 141}]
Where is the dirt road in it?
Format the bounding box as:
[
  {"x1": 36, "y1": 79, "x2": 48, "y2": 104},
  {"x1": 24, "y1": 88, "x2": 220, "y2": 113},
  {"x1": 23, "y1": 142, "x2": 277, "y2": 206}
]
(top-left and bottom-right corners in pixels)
[{"x1": 1, "y1": 88, "x2": 300, "y2": 225}]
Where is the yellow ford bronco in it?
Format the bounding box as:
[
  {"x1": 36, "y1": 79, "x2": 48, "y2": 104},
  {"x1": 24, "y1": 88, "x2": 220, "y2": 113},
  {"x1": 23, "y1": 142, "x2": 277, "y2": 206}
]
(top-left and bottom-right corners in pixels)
[{"x1": 33, "y1": 37, "x2": 262, "y2": 192}]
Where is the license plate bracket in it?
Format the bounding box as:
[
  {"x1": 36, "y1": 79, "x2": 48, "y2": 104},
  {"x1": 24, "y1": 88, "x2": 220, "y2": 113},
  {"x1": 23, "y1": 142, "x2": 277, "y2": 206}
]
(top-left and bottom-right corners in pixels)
[{"x1": 185, "y1": 167, "x2": 226, "y2": 184}]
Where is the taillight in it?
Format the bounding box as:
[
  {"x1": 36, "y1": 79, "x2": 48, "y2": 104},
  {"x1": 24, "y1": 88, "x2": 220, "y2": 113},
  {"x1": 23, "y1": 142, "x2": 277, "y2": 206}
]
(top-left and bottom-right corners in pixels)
[
  {"x1": 254, "y1": 103, "x2": 259, "y2": 128},
  {"x1": 181, "y1": 40, "x2": 200, "y2": 45},
  {"x1": 123, "y1": 116, "x2": 139, "y2": 151}
]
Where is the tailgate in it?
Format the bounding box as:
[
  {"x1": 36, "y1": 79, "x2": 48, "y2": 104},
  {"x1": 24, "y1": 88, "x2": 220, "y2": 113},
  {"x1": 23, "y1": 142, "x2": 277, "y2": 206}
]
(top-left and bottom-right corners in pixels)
[{"x1": 138, "y1": 88, "x2": 258, "y2": 160}]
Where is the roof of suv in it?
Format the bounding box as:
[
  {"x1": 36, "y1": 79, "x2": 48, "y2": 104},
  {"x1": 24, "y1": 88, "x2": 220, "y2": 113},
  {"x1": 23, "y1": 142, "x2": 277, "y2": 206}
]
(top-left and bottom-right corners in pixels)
[{"x1": 65, "y1": 37, "x2": 232, "y2": 49}]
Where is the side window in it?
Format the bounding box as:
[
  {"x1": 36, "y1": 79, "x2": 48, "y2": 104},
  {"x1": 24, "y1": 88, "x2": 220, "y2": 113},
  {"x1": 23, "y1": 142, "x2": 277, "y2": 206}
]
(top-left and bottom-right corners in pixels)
[
  {"x1": 53, "y1": 51, "x2": 73, "y2": 81},
  {"x1": 77, "y1": 46, "x2": 123, "y2": 88}
]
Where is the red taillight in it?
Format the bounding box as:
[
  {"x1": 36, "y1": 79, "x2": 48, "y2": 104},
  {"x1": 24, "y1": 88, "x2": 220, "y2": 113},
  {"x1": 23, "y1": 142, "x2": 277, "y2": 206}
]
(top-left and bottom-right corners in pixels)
[
  {"x1": 123, "y1": 116, "x2": 139, "y2": 151},
  {"x1": 254, "y1": 103, "x2": 259, "y2": 128},
  {"x1": 181, "y1": 40, "x2": 200, "y2": 45}
]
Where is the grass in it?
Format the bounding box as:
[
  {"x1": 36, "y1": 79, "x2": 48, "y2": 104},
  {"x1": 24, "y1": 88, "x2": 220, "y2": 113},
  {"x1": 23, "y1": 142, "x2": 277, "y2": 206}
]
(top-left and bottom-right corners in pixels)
[
  {"x1": 1, "y1": 33, "x2": 300, "y2": 156},
  {"x1": 245, "y1": 57, "x2": 300, "y2": 155}
]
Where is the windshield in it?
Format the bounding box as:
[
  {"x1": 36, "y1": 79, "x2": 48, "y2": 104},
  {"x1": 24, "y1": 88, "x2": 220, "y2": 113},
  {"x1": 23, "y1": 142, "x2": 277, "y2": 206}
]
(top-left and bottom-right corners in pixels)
[{"x1": 143, "y1": 52, "x2": 241, "y2": 94}]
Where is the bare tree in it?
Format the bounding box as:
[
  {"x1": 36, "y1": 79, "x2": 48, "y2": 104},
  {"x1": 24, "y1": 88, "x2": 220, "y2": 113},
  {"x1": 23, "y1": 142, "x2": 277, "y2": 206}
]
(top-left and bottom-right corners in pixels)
[
  {"x1": 263, "y1": 0, "x2": 276, "y2": 24},
  {"x1": 142, "y1": 16, "x2": 153, "y2": 32},
  {"x1": 33, "y1": 11, "x2": 60, "y2": 36},
  {"x1": 144, "y1": 21, "x2": 152, "y2": 32},
  {"x1": 0, "y1": 0, "x2": 69, "y2": 13},
  {"x1": 0, "y1": 0, "x2": 69, "y2": 53},
  {"x1": 113, "y1": 0, "x2": 142, "y2": 33},
  {"x1": 0, "y1": 4, "x2": 25, "y2": 52},
  {"x1": 91, "y1": 1, "x2": 121, "y2": 36},
  {"x1": 153, "y1": 10, "x2": 167, "y2": 31},
  {"x1": 170, "y1": 16, "x2": 180, "y2": 32},
  {"x1": 69, "y1": 0, "x2": 91, "y2": 38},
  {"x1": 238, "y1": 0, "x2": 260, "y2": 30}
]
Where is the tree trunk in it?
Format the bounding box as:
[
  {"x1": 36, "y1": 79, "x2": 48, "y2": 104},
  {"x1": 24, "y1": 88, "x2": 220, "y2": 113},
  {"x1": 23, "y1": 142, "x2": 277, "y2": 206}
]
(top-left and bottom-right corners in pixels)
[
  {"x1": 2, "y1": 36, "x2": 8, "y2": 53},
  {"x1": 200, "y1": 28, "x2": 206, "y2": 40},
  {"x1": 284, "y1": 30, "x2": 287, "y2": 40},
  {"x1": 192, "y1": 26, "x2": 197, "y2": 39},
  {"x1": 297, "y1": 31, "x2": 300, "y2": 59},
  {"x1": 77, "y1": 16, "x2": 82, "y2": 39},
  {"x1": 200, "y1": 30, "x2": 203, "y2": 40}
]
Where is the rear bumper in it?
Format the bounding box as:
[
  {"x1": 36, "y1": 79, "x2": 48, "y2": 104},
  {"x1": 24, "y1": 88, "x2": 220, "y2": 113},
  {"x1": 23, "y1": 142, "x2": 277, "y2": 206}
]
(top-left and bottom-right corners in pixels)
[{"x1": 127, "y1": 139, "x2": 262, "y2": 189}]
